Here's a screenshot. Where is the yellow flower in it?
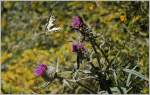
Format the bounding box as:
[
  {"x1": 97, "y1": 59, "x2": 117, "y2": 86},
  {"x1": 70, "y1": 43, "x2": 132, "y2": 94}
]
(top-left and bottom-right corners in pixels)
[
  {"x1": 133, "y1": 16, "x2": 140, "y2": 22},
  {"x1": 89, "y1": 5, "x2": 95, "y2": 11},
  {"x1": 120, "y1": 15, "x2": 126, "y2": 23}
]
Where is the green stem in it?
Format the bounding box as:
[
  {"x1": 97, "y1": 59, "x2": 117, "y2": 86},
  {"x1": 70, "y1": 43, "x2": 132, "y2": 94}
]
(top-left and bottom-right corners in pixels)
[
  {"x1": 90, "y1": 41, "x2": 102, "y2": 68},
  {"x1": 79, "y1": 30, "x2": 113, "y2": 93},
  {"x1": 80, "y1": 30, "x2": 102, "y2": 69},
  {"x1": 89, "y1": 61, "x2": 98, "y2": 70},
  {"x1": 95, "y1": 43, "x2": 111, "y2": 70}
]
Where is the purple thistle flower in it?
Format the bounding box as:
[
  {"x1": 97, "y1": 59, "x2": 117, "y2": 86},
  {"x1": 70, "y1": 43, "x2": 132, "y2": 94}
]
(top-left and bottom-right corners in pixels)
[
  {"x1": 34, "y1": 64, "x2": 47, "y2": 77},
  {"x1": 72, "y1": 43, "x2": 78, "y2": 52},
  {"x1": 71, "y1": 16, "x2": 84, "y2": 29},
  {"x1": 72, "y1": 42, "x2": 86, "y2": 53}
]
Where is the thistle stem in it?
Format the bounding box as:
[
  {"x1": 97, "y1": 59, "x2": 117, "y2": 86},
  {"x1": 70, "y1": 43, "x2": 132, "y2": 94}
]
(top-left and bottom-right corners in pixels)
[
  {"x1": 79, "y1": 29, "x2": 113, "y2": 93},
  {"x1": 90, "y1": 41, "x2": 102, "y2": 68},
  {"x1": 91, "y1": 41, "x2": 112, "y2": 71}
]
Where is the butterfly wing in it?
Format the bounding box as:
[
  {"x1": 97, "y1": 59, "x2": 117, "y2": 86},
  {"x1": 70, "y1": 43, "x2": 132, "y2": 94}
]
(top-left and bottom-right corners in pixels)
[
  {"x1": 47, "y1": 27, "x2": 61, "y2": 32},
  {"x1": 46, "y1": 16, "x2": 55, "y2": 30},
  {"x1": 46, "y1": 15, "x2": 61, "y2": 32}
]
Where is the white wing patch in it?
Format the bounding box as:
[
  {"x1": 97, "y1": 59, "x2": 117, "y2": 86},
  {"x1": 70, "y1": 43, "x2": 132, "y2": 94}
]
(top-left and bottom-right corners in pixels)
[{"x1": 46, "y1": 15, "x2": 61, "y2": 32}]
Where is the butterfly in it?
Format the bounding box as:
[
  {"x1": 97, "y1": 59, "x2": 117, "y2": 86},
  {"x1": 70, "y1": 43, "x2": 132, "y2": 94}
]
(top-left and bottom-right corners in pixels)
[{"x1": 45, "y1": 15, "x2": 61, "y2": 32}]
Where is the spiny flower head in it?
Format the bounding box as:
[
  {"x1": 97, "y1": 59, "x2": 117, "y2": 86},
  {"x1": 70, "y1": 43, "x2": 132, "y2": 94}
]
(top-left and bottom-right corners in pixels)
[
  {"x1": 34, "y1": 64, "x2": 47, "y2": 77},
  {"x1": 72, "y1": 42, "x2": 86, "y2": 53},
  {"x1": 71, "y1": 16, "x2": 84, "y2": 29}
]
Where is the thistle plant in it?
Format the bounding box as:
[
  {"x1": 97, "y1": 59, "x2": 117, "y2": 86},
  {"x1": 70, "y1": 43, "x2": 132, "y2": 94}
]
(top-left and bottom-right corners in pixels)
[
  {"x1": 1, "y1": 1, "x2": 148, "y2": 94},
  {"x1": 33, "y1": 15, "x2": 149, "y2": 94}
]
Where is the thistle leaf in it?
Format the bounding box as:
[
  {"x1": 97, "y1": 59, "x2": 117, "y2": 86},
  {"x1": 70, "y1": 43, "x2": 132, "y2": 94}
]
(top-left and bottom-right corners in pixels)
[
  {"x1": 126, "y1": 65, "x2": 138, "y2": 87},
  {"x1": 63, "y1": 79, "x2": 73, "y2": 89},
  {"x1": 123, "y1": 68, "x2": 149, "y2": 81}
]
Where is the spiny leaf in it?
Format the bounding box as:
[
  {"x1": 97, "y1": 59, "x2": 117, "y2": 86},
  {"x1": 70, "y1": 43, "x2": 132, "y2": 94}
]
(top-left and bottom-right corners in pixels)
[
  {"x1": 110, "y1": 87, "x2": 126, "y2": 94},
  {"x1": 63, "y1": 79, "x2": 73, "y2": 89},
  {"x1": 79, "y1": 70, "x2": 91, "y2": 74},
  {"x1": 126, "y1": 65, "x2": 138, "y2": 87},
  {"x1": 123, "y1": 68, "x2": 149, "y2": 81},
  {"x1": 113, "y1": 71, "x2": 118, "y2": 85}
]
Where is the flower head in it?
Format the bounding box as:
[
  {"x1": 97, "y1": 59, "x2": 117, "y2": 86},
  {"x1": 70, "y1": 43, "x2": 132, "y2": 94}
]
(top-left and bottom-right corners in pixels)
[
  {"x1": 71, "y1": 16, "x2": 84, "y2": 29},
  {"x1": 34, "y1": 64, "x2": 47, "y2": 77},
  {"x1": 72, "y1": 42, "x2": 86, "y2": 53},
  {"x1": 120, "y1": 15, "x2": 125, "y2": 23}
]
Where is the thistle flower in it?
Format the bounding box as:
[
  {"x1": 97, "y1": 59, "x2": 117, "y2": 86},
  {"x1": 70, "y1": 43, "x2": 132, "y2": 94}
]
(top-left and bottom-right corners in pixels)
[
  {"x1": 34, "y1": 64, "x2": 47, "y2": 77},
  {"x1": 72, "y1": 42, "x2": 87, "y2": 69},
  {"x1": 71, "y1": 16, "x2": 84, "y2": 29},
  {"x1": 72, "y1": 42, "x2": 86, "y2": 53}
]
